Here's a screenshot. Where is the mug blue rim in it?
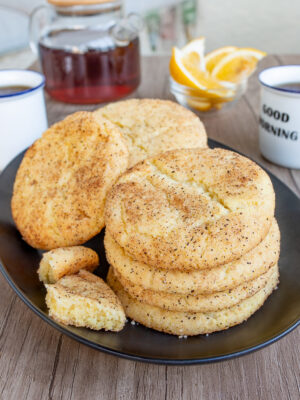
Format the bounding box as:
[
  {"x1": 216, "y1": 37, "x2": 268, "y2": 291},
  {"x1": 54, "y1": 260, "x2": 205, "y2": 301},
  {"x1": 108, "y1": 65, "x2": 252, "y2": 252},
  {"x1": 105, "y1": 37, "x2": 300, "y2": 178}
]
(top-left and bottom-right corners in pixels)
[
  {"x1": 0, "y1": 69, "x2": 45, "y2": 99},
  {"x1": 258, "y1": 65, "x2": 300, "y2": 94}
]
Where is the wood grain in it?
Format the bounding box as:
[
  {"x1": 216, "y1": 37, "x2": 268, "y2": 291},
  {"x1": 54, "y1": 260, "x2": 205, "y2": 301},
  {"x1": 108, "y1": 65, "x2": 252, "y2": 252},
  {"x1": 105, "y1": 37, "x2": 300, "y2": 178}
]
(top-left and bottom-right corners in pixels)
[{"x1": 0, "y1": 55, "x2": 299, "y2": 400}]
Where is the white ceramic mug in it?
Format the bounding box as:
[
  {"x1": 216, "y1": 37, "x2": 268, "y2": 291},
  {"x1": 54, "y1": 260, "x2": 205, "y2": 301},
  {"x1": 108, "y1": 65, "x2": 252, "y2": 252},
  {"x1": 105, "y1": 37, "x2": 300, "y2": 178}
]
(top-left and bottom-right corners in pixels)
[
  {"x1": 0, "y1": 70, "x2": 48, "y2": 170},
  {"x1": 259, "y1": 65, "x2": 300, "y2": 169}
]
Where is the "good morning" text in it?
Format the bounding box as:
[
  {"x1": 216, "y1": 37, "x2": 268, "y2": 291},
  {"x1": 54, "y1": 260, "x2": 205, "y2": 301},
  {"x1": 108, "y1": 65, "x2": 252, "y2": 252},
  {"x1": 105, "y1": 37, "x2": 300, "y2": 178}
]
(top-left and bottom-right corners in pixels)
[{"x1": 260, "y1": 104, "x2": 298, "y2": 141}]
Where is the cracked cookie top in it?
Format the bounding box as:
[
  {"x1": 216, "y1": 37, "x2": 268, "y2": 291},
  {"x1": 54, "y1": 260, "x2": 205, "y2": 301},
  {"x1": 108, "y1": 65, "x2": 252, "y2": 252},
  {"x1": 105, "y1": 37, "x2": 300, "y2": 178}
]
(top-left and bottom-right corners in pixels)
[
  {"x1": 95, "y1": 99, "x2": 207, "y2": 168},
  {"x1": 104, "y1": 148, "x2": 275, "y2": 271}
]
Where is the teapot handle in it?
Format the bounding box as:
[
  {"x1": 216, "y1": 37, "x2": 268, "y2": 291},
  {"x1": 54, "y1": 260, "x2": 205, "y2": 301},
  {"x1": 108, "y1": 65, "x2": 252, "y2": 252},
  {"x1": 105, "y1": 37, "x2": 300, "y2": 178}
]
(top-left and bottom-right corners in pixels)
[{"x1": 29, "y1": 4, "x2": 53, "y2": 54}]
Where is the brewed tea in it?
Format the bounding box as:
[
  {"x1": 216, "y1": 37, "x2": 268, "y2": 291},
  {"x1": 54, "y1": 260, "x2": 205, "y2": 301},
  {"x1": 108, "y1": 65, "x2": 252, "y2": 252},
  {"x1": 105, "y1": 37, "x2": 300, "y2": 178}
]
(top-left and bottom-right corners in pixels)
[
  {"x1": 39, "y1": 28, "x2": 140, "y2": 104},
  {"x1": 0, "y1": 86, "x2": 32, "y2": 96},
  {"x1": 276, "y1": 82, "x2": 300, "y2": 92}
]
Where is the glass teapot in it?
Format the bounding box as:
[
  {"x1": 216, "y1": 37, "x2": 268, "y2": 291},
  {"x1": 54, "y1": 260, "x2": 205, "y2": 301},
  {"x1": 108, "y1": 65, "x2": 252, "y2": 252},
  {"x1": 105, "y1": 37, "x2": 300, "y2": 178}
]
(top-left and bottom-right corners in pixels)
[{"x1": 30, "y1": 0, "x2": 143, "y2": 104}]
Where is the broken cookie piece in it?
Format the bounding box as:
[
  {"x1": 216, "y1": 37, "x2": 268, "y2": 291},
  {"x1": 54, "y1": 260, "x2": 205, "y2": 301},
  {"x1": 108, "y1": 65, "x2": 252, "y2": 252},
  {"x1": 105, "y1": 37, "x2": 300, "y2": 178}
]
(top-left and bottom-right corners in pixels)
[
  {"x1": 45, "y1": 270, "x2": 126, "y2": 332},
  {"x1": 38, "y1": 246, "x2": 99, "y2": 284}
]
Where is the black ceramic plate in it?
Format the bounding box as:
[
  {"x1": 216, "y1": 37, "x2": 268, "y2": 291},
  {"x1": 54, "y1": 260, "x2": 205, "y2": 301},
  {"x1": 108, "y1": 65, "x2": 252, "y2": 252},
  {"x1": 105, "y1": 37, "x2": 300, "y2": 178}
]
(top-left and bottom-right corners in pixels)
[{"x1": 0, "y1": 140, "x2": 299, "y2": 365}]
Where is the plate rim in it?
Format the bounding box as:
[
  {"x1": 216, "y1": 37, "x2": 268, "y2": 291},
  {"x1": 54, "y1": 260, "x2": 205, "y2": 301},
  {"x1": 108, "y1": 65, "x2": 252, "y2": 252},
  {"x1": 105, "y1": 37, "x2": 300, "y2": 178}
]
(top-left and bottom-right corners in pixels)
[{"x1": 0, "y1": 139, "x2": 299, "y2": 365}]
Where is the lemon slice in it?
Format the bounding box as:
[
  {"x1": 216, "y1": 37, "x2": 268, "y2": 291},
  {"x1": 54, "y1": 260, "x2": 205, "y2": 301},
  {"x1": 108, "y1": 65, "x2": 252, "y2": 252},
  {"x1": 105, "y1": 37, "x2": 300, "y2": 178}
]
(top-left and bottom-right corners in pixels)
[
  {"x1": 170, "y1": 47, "x2": 232, "y2": 98},
  {"x1": 204, "y1": 46, "x2": 237, "y2": 73},
  {"x1": 211, "y1": 48, "x2": 266, "y2": 83},
  {"x1": 181, "y1": 36, "x2": 206, "y2": 70}
]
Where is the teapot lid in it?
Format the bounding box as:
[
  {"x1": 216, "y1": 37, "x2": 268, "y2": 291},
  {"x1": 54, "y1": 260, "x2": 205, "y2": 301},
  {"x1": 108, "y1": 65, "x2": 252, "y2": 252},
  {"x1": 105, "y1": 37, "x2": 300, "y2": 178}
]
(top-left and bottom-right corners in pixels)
[{"x1": 47, "y1": 0, "x2": 119, "y2": 6}]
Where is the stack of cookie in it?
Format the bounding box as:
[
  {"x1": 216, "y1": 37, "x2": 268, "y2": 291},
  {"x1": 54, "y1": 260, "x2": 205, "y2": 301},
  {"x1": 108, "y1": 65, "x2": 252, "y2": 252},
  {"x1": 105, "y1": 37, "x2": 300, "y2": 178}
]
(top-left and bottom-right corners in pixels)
[{"x1": 105, "y1": 148, "x2": 280, "y2": 336}]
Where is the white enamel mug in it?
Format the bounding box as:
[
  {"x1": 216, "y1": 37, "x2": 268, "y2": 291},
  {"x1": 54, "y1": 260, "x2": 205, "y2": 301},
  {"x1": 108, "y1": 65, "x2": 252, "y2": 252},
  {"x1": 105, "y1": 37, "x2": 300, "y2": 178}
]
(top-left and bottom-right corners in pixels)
[
  {"x1": 0, "y1": 70, "x2": 48, "y2": 170},
  {"x1": 259, "y1": 65, "x2": 300, "y2": 169}
]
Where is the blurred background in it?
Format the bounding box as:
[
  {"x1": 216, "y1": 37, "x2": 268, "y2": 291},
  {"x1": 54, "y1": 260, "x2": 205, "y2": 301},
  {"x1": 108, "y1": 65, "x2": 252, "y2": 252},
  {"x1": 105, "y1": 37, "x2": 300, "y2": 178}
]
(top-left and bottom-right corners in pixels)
[{"x1": 0, "y1": 0, "x2": 299, "y2": 69}]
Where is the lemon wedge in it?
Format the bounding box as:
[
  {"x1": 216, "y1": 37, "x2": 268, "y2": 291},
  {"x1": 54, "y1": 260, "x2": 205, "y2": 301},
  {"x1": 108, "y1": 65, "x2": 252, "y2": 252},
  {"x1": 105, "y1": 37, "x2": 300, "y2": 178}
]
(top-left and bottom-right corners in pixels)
[
  {"x1": 211, "y1": 48, "x2": 266, "y2": 83},
  {"x1": 204, "y1": 46, "x2": 237, "y2": 73},
  {"x1": 169, "y1": 39, "x2": 266, "y2": 111},
  {"x1": 170, "y1": 47, "x2": 232, "y2": 98},
  {"x1": 181, "y1": 36, "x2": 206, "y2": 70}
]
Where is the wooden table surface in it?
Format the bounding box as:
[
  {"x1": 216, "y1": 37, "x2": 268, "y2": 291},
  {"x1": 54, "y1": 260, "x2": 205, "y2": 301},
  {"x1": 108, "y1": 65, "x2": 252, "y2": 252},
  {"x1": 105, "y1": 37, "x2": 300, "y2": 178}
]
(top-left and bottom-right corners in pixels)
[{"x1": 0, "y1": 55, "x2": 299, "y2": 400}]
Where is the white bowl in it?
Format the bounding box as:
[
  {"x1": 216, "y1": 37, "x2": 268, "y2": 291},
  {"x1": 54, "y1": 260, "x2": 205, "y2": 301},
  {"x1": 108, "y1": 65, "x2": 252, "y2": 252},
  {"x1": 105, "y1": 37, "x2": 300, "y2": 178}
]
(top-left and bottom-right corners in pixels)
[{"x1": 169, "y1": 77, "x2": 247, "y2": 116}]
